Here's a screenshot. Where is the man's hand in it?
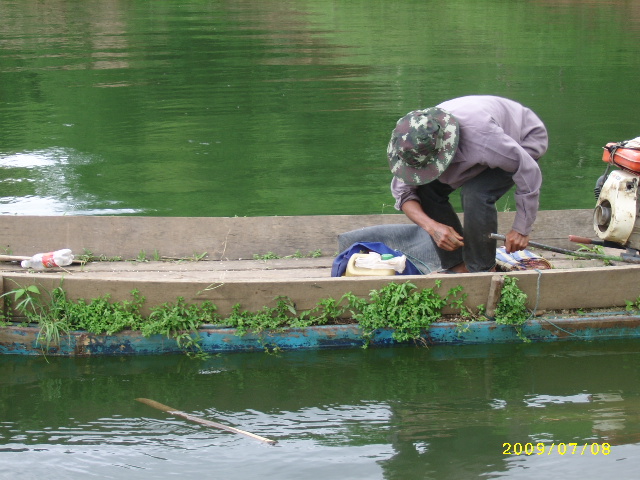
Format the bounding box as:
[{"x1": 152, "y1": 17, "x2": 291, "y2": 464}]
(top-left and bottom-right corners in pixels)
[
  {"x1": 400, "y1": 199, "x2": 464, "y2": 251},
  {"x1": 430, "y1": 222, "x2": 464, "y2": 251},
  {"x1": 504, "y1": 230, "x2": 529, "y2": 253}
]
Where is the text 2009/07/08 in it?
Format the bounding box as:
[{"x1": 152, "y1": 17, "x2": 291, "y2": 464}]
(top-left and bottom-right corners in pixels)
[{"x1": 503, "y1": 442, "x2": 611, "y2": 456}]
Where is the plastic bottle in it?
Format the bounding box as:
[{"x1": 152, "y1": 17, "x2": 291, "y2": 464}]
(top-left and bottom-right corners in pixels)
[{"x1": 21, "y1": 249, "x2": 74, "y2": 269}]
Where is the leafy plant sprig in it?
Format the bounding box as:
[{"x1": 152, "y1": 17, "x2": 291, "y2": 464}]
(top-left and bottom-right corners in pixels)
[
  {"x1": 0, "y1": 277, "x2": 538, "y2": 358},
  {"x1": 350, "y1": 281, "x2": 449, "y2": 345},
  {"x1": 493, "y1": 276, "x2": 531, "y2": 342}
]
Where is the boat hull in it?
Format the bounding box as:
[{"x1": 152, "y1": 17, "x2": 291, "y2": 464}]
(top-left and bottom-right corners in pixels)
[
  {"x1": 2, "y1": 209, "x2": 639, "y2": 356},
  {"x1": 3, "y1": 313, "x2": 640, "y2": 356}
]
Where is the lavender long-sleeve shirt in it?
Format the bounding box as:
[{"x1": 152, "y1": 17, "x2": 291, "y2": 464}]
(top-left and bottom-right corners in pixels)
[{"x1": 390, "y1": 95, "x2": 548, "y2": 235}]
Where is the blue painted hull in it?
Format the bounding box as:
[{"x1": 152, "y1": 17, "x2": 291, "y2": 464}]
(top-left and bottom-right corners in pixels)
[{"x1": 2, "y1": 312, "x2": 640, "y2": 356}]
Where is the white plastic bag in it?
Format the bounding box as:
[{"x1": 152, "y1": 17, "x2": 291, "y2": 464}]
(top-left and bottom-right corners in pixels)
[{"x1": 354, "y1": 252, "x2": 407, "y2": 273}]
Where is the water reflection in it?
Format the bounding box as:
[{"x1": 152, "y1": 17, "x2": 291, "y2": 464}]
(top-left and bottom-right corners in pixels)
[
  {"x1": 370, "y1": 342, "x2": 640, "y2": 479},
  {"x1": 2, "y1": 0, "x2": 640, "y2": 216},
  {"x1": 2, "y1": 341, "x2": 640, "y2": 478},
  {"x1": 0, "y1": 149, "x2": 142, "y2": 215}
]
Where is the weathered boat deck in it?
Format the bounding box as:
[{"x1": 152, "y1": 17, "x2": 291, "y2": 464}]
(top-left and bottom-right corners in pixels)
[
  {"x1": 0, "y1": 257, "x2": 334, "y2": 282},
  {"x1": 0, "y1": 249, "x2": 611, "y2": 281}
]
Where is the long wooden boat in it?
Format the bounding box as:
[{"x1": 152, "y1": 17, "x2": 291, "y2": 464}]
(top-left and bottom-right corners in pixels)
[{"x1": 1, "y1": 209, "x2": 640, "y2": 356}]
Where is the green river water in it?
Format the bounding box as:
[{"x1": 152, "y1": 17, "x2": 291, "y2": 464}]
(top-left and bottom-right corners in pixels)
[
  {"x1": 1, "y1": 0, "x2": 640, "y2": 216},
  {"x1": 2, "y1": 1, "x2": 640, "y2": 478},
  {"x1": 2, "y1": 341, "x2": 640, "y2": 479}
]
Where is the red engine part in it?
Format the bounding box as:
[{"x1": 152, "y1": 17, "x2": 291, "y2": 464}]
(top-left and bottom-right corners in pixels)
[{"x1": 603, "y1": 143, "x2": 640, "y2": 174}]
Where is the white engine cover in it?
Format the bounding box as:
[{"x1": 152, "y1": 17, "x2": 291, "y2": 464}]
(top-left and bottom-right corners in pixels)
[{"x1": 593, "y1": 169, "x2": 640, "y2": 248}]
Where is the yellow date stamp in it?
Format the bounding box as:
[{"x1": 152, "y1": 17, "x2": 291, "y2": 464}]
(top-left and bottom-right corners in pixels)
[{"x1": 503, "y1": 442, "x2": 611, "y2": 456}]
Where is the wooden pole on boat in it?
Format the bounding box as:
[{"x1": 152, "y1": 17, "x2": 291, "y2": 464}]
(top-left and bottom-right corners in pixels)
[
  {"x1": 490, "y1": 234, "x2": 640, "y2": 264},
  {"x1": 0, "y1": 255, "x2": 29, "y2": 263},
  {"x1": 485, "y1": 275, "x2": 504, "y2": 318},
  {"x1": 136, "y1": 398, "x2": 277, "y2": 445},
  {"x1": 0, "y1": 254, "x2": 82, "y2": 264}
]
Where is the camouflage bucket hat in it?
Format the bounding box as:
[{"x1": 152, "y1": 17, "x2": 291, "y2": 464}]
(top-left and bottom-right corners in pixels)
[{"x1": 387, "y1": 107, "x2": 459, "y2": 185}]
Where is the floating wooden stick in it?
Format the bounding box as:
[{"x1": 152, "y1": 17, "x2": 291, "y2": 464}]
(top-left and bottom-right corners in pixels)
[{"x1": 136, "y1": 397, "x2": 277, "y2": 445}]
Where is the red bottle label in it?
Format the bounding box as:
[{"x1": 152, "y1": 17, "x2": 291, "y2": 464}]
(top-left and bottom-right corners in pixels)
[{"x1": 41, "y1": 253, "x2": 58, "y2": 268}]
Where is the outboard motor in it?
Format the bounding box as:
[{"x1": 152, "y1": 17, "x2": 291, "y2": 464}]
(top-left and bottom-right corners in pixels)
[{"x1": 594, "y1": 137, "x2": 640, "y2": 253}]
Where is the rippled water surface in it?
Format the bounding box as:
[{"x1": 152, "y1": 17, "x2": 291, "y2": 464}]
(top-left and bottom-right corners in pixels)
[
  {"x1": 1, "y1": 341, "x2": 640, "y2": 479},
  {"x1": 1, "y1": 0, "x2": 640, "y2": 216}
]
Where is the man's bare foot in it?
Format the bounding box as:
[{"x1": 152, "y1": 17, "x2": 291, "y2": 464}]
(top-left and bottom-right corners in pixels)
[
  {"x1": 448, "y1": 262, "x2": 468, "y2": 273},
  {"x1": 434, "y1": 263, "x2": 496, "y2": 274}
]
